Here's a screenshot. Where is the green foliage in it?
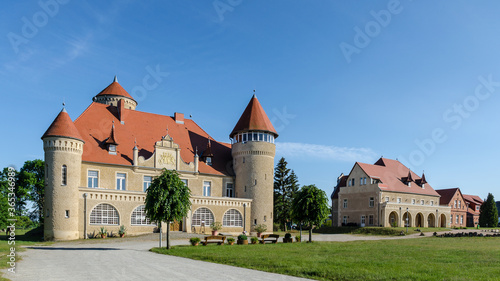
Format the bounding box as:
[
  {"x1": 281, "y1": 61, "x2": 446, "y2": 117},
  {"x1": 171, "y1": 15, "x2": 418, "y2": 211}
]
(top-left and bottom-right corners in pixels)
[
  {"x1": 255, "y1": 224, "x2": 267, "y2": 233},
  {"x1": 99, "y1": 227, "x2": 107, "y2": 235},
  {"x1": 226, "y1": 237, "x2": 235, "y2": 243},
  {"x1": 210, "y1": 221, "x2": 222, "y2": 231},
  {"x1": 15, "y1": 215, "x2": 34, "y2": 229},
  {"x1": 119, "y1": 225, "x2": 126, "y2": 235},
  {"x1": 479, "y1": 193, "x2": 498, "y2": 227},
  {"x1": 295, "y1": 235, "x2": 301, "y2": 242},
  {"x1": 144, "y1": 169, "x2": 191, "y2": 249},
  {"x1": 273, "y1": 158, "x2": 299, "y2": 231},
  {"x1": 18, "y1": 160, "x2": 45, "y2": 223},
  {"x1": 250, "y1": 236, "x2": 259, "y2": 243},
  {"x1": 0, "y1": 193, "x2": 9, "y2": 230},
  {"x1": 0, "y1": 167, "x2": 28, "y2": 216},
  {"x1": 189, "y1": 237, "x2": 200, "y2": 245},
  {"x1": 237, "y1": 234, "x2": 247, "y2": 240},
  {"x1": 284, "y1": 232, "x2": 292, "y2": 239},
  {"x1": 292, "y1": 184, "x2": 330, "y2": 242}
]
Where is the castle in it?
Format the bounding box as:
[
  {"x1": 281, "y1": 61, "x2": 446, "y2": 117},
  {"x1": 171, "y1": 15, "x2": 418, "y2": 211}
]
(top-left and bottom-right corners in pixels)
[{"x1": 42, "y1": 77, "x2": 277, "y2": 241}]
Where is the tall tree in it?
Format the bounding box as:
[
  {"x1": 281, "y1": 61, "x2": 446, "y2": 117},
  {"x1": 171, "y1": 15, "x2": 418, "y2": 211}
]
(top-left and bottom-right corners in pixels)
[
  {"x1": 0, "y1": 167, "x2": 27, "y2": 216},
  {"x1": 144, "y1": 169, "x2": 191, "y2": 249},
  {"x1": 479, "y1": 193, "x2": 498, "y2": 227},
  {"x1": 292, "y1": 185, "x2": 330, "y2": 242},
  {"x1": 18, "y1": 160, "x2": 45, "y2": 223},
  {"x1": 273, "y1": 157, "x2": 291, "y2": 230}
]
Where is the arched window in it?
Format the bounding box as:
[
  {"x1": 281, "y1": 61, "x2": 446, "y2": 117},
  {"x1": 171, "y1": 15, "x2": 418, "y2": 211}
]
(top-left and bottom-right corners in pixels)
[
  {"x1": 90, "y1": 203, "x2": 119, "y2": 225},
  {"x1": 223, "y1": 209, "x2": 242, "y2": 227},
  {"x1": 131, "y1": 205, "x2": 155, "y2": 225},
  {"x1": 192, "y1": 207, "x2": 214, "y2": 226},
  {"x1": 61, "y1": 165, "x2": 67, "y2": 185}
]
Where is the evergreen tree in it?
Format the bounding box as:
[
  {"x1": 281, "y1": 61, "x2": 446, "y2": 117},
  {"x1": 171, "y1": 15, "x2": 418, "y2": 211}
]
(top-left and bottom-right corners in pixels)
[
  {"x1": 145, "y1": 169, "x2": 191, "y2": 249},
  {"x1": 479, "y1": 193, "x2": 498, "y2": 227},
  {"x1": 292, "y1": 184, "x2": 330, "y2": 242},
  {"x1": 273, "y1": 157, "x2": 291, "y2": 231}
]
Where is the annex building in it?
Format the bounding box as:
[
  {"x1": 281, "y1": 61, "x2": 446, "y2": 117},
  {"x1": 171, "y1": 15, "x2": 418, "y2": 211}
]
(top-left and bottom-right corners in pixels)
[
  {"x1": 42, "y1": 77, "x2": 278, "y2": 241},
  {"x1": 331, "y1": 158, "x2": 452, "y2": 228}
]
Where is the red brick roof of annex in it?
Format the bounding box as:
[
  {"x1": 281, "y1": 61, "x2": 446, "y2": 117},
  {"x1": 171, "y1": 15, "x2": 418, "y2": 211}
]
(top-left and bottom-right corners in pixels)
[
  {"x1": 435, "y1": 188, "x2": 462, "y2": 205},
  {"x1": 344, "y1": 158, "x2": 441, "y2": 197},
  {"x1": 463, "y1": 194, "x2": 483, "y2": 206}
]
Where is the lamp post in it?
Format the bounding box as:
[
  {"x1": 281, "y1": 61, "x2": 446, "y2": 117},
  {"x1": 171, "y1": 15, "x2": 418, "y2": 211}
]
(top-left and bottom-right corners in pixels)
[
  {"x1": 406, "y1": 207, "x2": 409, "y2": 234},
  {"x1": 83, "y1": 193, "x2": 88, "y2": 239}
]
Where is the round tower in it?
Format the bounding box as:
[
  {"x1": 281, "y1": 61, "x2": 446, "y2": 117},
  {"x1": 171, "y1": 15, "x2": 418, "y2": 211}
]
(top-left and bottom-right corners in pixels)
[
  {"x1": 230, "y1": 95, "x2": 278, "y2": 233},
  {"x1": 42, "y1": 108, "x2": 84, "y2": 241},
  {"x1": 93, "y1": 76, "x2": 138, "y2": 110}
]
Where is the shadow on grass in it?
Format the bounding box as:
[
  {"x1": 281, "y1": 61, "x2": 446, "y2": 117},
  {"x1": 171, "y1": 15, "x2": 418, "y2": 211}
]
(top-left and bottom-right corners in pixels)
[
  {"x1": 27, "y1": 246, "x2": 121, "y2": 251},
  {"x1": 0, "y1": 226, "x2": 44, "y2": 242}
]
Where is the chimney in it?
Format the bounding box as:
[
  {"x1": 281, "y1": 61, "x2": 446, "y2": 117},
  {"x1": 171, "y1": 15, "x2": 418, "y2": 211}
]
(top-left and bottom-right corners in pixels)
[
  {"x1": 118, "y1": 99, "x2": 125, "y2": 124},
  {"x1": 174, "y1": 112, "x2": 184, "y2": 124},
  {"x1": 133, "y1": 145, "x2": 138, "y2": 166}
]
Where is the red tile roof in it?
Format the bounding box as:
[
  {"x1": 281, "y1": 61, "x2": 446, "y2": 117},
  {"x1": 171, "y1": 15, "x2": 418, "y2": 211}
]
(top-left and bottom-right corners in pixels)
[
  {"x1": 230, "y1": 95, "x2": 278, "y2": 138},
  {"x1": 436, "y1": 188, "x2": 461, "y2": 205},
  {"x1": 74, "y1": 102, "x2": 232, "y2": 176},
  {"x1": 356, "y1": 158, "x2": 440, "y2": 196},
  {"x1": 96, "y1": 80, "x2": 136, "y2": 101},
  {"x1": 463, "y1": 194, "x2": 483, "y2": 205},
  {"x1": 42, "y1": 108, "x2": 84, "y2": 142}
]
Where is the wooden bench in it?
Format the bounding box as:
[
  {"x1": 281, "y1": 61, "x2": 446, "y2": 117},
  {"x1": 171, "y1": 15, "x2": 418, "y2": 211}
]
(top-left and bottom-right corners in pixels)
[
  {"x1": 259, "y1": 234, "x2": 280, "y2": 244},
  {"x1": 202, "y1": 235, "x2": 226, "y2": 246}
]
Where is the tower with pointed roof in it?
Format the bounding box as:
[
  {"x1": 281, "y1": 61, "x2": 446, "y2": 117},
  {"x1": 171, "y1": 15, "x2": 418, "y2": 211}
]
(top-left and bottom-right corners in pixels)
[
  {"x1": 93, "y1": 76, "x2": 138, "y2": 110},
  {"x1": 230, "y1": 94, "x2": 278, "y2": 233},
  {"x1": 42, "y1": 108, "x2": 84, "y2": 240}
]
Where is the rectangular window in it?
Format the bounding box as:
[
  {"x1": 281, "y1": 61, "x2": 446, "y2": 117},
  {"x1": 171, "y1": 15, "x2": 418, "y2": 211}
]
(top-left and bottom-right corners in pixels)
[
  {"x1": 65, "y1": 210, "x2": 70, "y2": 218},
  {"x1": 360, "y1": 177, "x2": 363, "y2": 185},
  {"x1": 460, "y1": 215, "x2": 463, "y2": 225},
  {"x1": 343, "y1": 199, "x2": 348, "y2": 209},
  {"x1": 458, "y1": 201, "x2": 461, "y2": 209},
  {"x1": 143, "y1": 176, "x2": 152, "y2": 192},
  {"x1": 369, "y1": 197, "x2": 374, "y2": 208},
  {"x1": 343, "y1": 216, "x2": 347, "y2": 225},
  {"x1": 450, "y1": 215, "x2": 453, "y2": 223},
  {"x1": 412, "y1": 199, "x2": 416, "y2": 205},
  {"x1": 203, "y1": 181, "x2": 211, "y2": 196},
  {"x1": 430, "y1": 200, "x2": 434, "y2": 206},
  {"x1": 361, "y1": 215, "x2": 366, "y2": 225},
  {"x1": 364, "y1": 177, "x2": 367, "y2": 185},
  {"x1": 456, "y1": 215, "x2": 459, "y2": 224},
  {"x1": 88, "y1": 170, "x2": 98, "y2": 188},
  {"x1": 421, "y1": 200, "x2": 424, "y2": 205},
  {"x1": 454, "y1": 200, "x2": 457, "y2": 208},
  {"x1": 385, "y1": 197, "x2": 389, "y2": 202},
  {"x1": 61, "y1": 165, "x2": 67, "y2": 185},
  {"x1": 226, "y1": 183, "x2": 234, "y2": 197},
  {"x1": 259, "y1": 133, "x2": 263, "y2": 141},
  {"x1": 352, "y1": 178, "x2": 355, "y2": 186},
  {"x1": 253, "y1": 133, "x2": 258, "y2": 141},
  {"x1": 181, "y1": 179, "x2": 188, "y2": 187},
  {"x1": 476, "y1": 206, "x2": 479, "y2": 211},
  {"x1": 116, "y1": 173, "x2": 126, "y2": 190},
  {"x1": 368, "y1": 215, "x2": 374, "y2": 226},
  {"x1": 397, "y1": 198, "x2": 401, "y2": 203}
]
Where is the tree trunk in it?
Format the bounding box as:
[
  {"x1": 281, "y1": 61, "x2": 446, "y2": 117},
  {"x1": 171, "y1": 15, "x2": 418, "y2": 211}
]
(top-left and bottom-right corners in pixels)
[
  {"x1": 159, "y1": 225, "x2": 163, "y2": 248},
  {"x1": 166, "y1": 221, "x2": 171, "y2": 250},
  {"x1": 308, "y1": 227, "x2": 312, "y2": 243}
]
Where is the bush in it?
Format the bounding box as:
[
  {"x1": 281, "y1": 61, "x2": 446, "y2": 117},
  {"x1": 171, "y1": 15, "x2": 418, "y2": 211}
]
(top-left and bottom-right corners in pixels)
[
  {"x1": 285, "y1": 233, "x2": 292, "y2": 239},
  {"x1": 210, "y1": 221, "x2": 222, "y2": 231},
  {"x1": 227, "y1": 237, "x2": 235, "y2": 243},
  {"x1": 190, "y1": 237, "x2": 200, "y2": 245},
  {"x1": 273, "y1": 223, "x2": 280, "y2": 231},
  {"x1": 351, "y1": 227, "x2": 401, "y2": 236},
  {"x1": 238, "y1": 234, "x2": 247, "y2": 240},
  {"x1": 255, "y1": 224, "x2": 267, "y2": 233},
  {"x1": 250, "y1": 237, "x2": 259, "y2": 243}
]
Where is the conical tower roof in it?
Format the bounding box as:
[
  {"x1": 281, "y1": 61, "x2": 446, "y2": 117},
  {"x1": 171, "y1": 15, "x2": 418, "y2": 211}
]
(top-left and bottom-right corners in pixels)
[
  {"x1": 42, "y1": 108, "x2": 84, "y2": 142},
  {"x1": 230, "y1": 95, "x2": 278, "y2": 138},
  {"x1": 95, "y1": 76, "x2": 135, "y2": 101}
]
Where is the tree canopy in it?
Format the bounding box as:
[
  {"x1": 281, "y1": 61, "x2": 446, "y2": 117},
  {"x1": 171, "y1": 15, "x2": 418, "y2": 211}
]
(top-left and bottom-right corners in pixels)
[
  {"x1": 479, "y1": 193, "x2": 498, "y2": 227},
  {"x1": 144, "y1": 169, "x2": 191, "y2": 249},
  {"x1": 273, "y1": 157, "x2": 299, "y2": 231},
  {"x1": 292, "y1": 184, "x2": 330, "y2": 242},
  {"x1": 18, "y1": 160, "x2": 45, "y2": 223}
]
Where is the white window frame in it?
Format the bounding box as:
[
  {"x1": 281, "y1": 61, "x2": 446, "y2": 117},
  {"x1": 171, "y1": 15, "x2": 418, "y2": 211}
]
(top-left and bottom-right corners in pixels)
[
  {"x1": 88, "y1": 170, "x2": 99, "y2": 188},
  {"x1": 116, "y1": 173, "x2": 126, "y2": 191},
  {"x1": 368, "y1": 215, "x2": 374, "y2": 226},
  {"x1": 143, "y1": 176, "x2": 152, "y2": 192},
  {"x1": 421, "y1": 199, "x2": 424, "y2": 205},
  {"x1": 343, "y1": 199, "x2": 348, "y2": 209},
  {"x1": 361, "y1": 215, "x2": 366, "y2": 226},
  {"x1": 131, "y1": 205, "x2": 155, "y2": 225},
  {"x1": 412, "y1": 199, "x2": 416, "y2": 205},
  {"x1": 192, "y1": 207, "x2": 214, "y2": 226},
  {"x1": 225, "y1": 182, "x2": 234, "y2": 198},
  {"x1": 369, "y1": 197, "x2": 374, "y2": 208},
  {"x1": 397, "y1": 197, "x2": 401, "y2": 203},
  {"x1": 203, "y1": 181, "x2": 211, "y2": 197},
  {"x1": 90, "y1": 203, "x2": 119, "y2": 225},
  {"x1": 343, "y1": 216, "x2": 348, "y2": 225},
  {"x1": 223, "y1": 209, "x2": 242, "y2": 227},
  {"x1": 181, "y1": 179, "x2": 188, "y2": 187}
]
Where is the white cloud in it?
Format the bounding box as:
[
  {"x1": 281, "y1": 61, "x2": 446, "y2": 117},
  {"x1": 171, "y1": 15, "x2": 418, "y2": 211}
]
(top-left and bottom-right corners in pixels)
[{"x1": 276, "y1": 142, "x2": 377, "y2": 163}]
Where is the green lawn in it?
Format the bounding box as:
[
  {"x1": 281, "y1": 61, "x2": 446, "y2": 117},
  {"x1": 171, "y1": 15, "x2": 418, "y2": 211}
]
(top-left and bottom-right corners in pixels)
[
  {"x1": 0, "y1": 227, "x2": 50, "y2": 281},
  {"x1": 152, "y1": 237, "x2": 500, "y2": 280}
]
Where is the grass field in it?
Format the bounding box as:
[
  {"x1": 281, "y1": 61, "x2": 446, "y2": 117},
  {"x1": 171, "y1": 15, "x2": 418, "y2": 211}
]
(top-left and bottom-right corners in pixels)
[
  {"x1": 0, "y1": 227, "x2": 49, "y2": 281},
  {"x1": 152, "y1": 237, "x2": 500, "y2": 280}
]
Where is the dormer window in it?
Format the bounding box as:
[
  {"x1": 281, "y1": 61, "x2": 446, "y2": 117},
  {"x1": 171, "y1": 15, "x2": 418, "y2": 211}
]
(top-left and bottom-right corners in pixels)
[{"x1": 206, "y1": 157, "x2": 212, "y2": 166}]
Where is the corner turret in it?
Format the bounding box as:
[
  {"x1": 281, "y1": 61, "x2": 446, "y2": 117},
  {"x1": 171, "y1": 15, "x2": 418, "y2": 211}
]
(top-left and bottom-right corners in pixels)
[{"x1": 93, "y1": 76, "x2": 137, "y2": 110}]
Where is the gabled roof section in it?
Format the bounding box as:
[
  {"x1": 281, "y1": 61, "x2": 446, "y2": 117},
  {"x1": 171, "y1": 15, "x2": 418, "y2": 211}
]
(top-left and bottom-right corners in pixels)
[
  {"x1": 42, "y1": 108, "x2": 84, "y2": 142},
  {"x1": 355, "y1": 158, "x2": 440, "y2": 196},
  {"x1": 74, "y1": 102, "x2": 232, "y2": 176},
  {"x1": 96, "y1": 78, "x2": 135, "y2": 101},
  {"x1": 436, "y1": 188, "x2": 461, "y2": 205},
  {"x1": 230, "y1": 94, "x2": 277, "y2": 138},
  {"x1": 463, "y1": 194, "x2": 483, "y2": 205}
]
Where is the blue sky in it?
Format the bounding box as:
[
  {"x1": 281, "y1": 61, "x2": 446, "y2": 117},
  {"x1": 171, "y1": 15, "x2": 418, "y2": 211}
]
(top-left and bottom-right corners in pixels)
[{"x1": 2, "y1": 1, "x2": 500, "y2": 202}]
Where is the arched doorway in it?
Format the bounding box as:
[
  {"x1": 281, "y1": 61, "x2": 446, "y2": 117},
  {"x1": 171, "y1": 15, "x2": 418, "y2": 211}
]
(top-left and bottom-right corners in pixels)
[
  {"x1": 389, "y1": 211, "x2": 399, "y2": 227},
  {"x1": 403, "y1": 212, "x2": 412, "y2": 227},
  {"x1": 427, "y1": 213, "x2": 435, "y2": 228},
  {"x1": 440, "y1": 214, "x2": 446, "y2": 227},
  {"x1": 415, "y1": 213, "x2": 424, "y2": 228}
]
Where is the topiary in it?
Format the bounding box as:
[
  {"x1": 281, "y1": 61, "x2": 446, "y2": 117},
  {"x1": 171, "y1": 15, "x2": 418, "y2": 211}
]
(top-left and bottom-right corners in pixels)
[
  {"x1": 238, "y1": 234, "x2": 247, "y2": 240},
  {"x1": 285, "y1": 233, "x2": 292, "y2": 239}
]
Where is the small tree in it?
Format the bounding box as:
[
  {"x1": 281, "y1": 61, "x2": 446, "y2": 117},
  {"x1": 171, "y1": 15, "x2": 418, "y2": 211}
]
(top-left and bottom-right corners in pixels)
[
  {"x1": 18, "y1": 160, "x2": 45, "y2": 224},
  {"x1": 479, "y1": 193, "x2": 498, "y2": 227},
  {"x1": 145, "y1": 169, "x2": 191, "y2": 249},
  {"x1": 292, "y1": 185, "x2": 330, "y2": 242}
]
